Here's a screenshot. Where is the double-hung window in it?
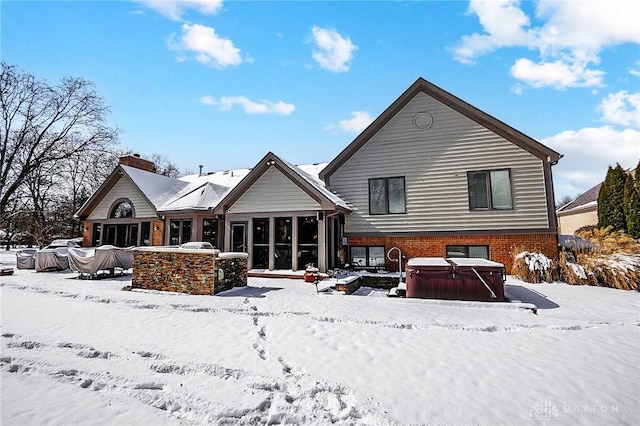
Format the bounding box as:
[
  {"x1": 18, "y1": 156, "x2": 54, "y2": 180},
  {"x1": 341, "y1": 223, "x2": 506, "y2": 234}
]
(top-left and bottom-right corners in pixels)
[
  {"x1": 169, "y1": 219, "x2": 192, "y2": 245},
  {"x1": 369, "y1": 177, "x2": 406, "y2": 215},
  {"x1": 467, "y1": 170, "x2": 513, "y2": 210}
]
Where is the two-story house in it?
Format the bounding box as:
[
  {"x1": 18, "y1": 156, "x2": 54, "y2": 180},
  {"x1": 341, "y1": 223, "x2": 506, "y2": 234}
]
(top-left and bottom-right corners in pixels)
[{"x1": 76, "y1": 78, "x2": 561, "y2": 272}]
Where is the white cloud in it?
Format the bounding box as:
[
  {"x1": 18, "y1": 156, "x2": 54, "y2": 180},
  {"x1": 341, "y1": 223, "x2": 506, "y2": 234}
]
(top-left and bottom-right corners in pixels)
[
  {"x1": 200, "y1": 95, "x2": 295, "y2": 115},
  {"x1": 310, "y1": 26, "x2": 357, "y2": 72},
  {"x1": 542, "y1": 126, "x2": 640, "y2": 199},
  {"x1": 510, "y1": 58, "x2": 605, "y2": 89},
  {"x1": 454, "y1": 0, "x2": 640, "y2": 89},
  {"x1": 454, "y1": 0, "x2": 535, "y2": 63},
  {"x1": 510, "y1": 84, "x2": 523, "y2": 95},
  {"x1": 169, "y1": 23, "x2": 241, "y2": 69},
  {"x1": 136, "y1": 0, "x2": 223, "y2": 21},
  {"x1": 598, "y1": 91, "x2": 640, "y2": 128},
  {"x1": 339, "y1": 111, "x2": 373, "y2": 133},
  {"x1": 325, "y1": 111, "x2": 373, "y2": 134},
  {"x1": 200, "y1": 95, "x2": 215, "y2": 105}
]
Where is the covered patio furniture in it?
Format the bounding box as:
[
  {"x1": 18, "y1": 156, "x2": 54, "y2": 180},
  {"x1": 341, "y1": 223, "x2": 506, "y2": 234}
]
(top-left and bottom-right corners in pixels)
[
  {"x1": 16, "y1": 248, "x2": 37, "y2": 270},
  {"x1": 67, "y1": 245, "x2": 133, "y2": 278},
  {"x1": 35, "y1": 248, "x2": 70, "y2": 272}
]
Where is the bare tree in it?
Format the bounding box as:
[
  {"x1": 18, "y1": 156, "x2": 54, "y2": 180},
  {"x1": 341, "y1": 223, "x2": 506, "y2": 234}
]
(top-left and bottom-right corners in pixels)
[
  {"x1": 0, "y1": 63, "x2": 119, "y2": 244},
  {"x1": 24, "y1": 162, "x2": 56, "y2": 245},
  {"x1": 149, "y1": 153, "x2": 182, "y2": 178},
  {"x1": 0, "y1": 64, "x2": 119, "y2": 215},
  {"x1": 61, "y1": 149, "x2": 119, "y2": 236},
  {"x1": 555, "y1": 194, "x2": 577, "y2": 210}
]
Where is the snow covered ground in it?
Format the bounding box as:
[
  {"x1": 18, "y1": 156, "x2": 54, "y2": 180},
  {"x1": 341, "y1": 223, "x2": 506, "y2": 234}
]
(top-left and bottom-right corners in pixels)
[{"x1": 1, "y1": 250, "x2": 638, "y2": 425}]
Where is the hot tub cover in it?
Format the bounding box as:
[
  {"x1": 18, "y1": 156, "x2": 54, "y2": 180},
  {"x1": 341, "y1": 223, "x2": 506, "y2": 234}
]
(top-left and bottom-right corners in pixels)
[
  {"x1": 447, "y1": 258, "x2": 504, "y2": 268},
  {"x1": 67, "y1": 245, "x2": 133, "y2": 275},
  {"x1": 406, "y1": 257, "x2": 451, "y2": 267}
]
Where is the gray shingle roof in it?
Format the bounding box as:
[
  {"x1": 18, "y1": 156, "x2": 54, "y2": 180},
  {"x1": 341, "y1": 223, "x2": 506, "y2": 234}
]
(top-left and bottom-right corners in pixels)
[{"x1": 557, "y1": 183, "x2": 601, "y2": 213}]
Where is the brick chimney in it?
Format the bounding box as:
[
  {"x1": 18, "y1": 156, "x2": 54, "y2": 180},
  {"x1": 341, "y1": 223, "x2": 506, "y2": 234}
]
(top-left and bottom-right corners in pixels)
[{"x1": 119, "y1": 153, "x2": 155, "y2": 172}]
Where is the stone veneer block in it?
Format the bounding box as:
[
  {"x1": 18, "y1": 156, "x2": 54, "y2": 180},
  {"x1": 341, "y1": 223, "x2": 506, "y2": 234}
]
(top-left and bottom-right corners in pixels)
[{"x1": 131, "y1": 248, "x2": 248, "y2": 295}]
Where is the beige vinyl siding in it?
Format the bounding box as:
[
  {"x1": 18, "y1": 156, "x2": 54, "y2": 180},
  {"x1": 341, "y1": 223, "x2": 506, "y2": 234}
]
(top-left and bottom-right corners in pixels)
[
  {"x1": 87, "y1": 175, "x2": 157, "y2": 220},
  {"x1": 228, "y1": 167, "x2": 321, "y2": 214},
  {"x1": 330, "y1": 92, "x2": 550, "y2": 233},
  {"x1": 558, "y1": 208, "x2": 597, "y2": 235}
]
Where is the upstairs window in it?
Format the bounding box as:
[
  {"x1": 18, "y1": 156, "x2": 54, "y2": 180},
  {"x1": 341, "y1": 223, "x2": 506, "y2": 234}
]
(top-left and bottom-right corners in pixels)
[
  {"x1": 467, "y1": 170, "x2": 513, "y2": 210},
  {"x1": 369, "y1": 177, "x2": 406, "y2": 215}
]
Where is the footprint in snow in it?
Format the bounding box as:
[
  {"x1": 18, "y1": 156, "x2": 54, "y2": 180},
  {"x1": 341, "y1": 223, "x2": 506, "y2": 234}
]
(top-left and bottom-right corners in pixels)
[
  {"x1": 258, "y1": 326, "x2": 267, "y2": 340},
  {"x1": 7, "y1": 341, "x2": 44, "y2": 350},
  {"x1": 253, "y1": 343, "x2": 270, "y2": 360}
]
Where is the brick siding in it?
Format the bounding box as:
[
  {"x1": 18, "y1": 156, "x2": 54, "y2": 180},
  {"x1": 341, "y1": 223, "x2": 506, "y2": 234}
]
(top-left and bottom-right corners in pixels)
[
  {"x1": 152, "y1": 220, "x2": 164, "y2": 246},
  {"x1": 118, "y1": 154, "x2": 155, "y2": 172},
  {"x1": 82, "y1": 221, "x2": 91, "y2": 247},
  {"x1": 347, "y1": 233, "x2": 558, "y2": 272}
]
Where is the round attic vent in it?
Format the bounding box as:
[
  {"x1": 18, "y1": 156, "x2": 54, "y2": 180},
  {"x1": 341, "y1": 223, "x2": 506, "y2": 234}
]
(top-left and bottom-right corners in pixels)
[{"x1": 413, "y1": 112, "x2": 433, "y2": 130}]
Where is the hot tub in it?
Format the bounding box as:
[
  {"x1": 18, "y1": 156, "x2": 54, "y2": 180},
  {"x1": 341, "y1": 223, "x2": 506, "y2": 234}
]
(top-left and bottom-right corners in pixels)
[
  {"x1": 447, "y1": 258, "x2": 505, "y2": 302},
  {"x1": 405, "y1": 258, "x2": 453, "y2": 299},
  {"x1": 405, "y1": 257, "x2": 505, "y2": 302}
]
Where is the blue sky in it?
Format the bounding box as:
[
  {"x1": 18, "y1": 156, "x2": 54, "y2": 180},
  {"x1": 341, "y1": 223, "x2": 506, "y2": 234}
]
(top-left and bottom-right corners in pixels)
[{"x1": 2, "y1": 0, "x2": 639, "y2": 202}]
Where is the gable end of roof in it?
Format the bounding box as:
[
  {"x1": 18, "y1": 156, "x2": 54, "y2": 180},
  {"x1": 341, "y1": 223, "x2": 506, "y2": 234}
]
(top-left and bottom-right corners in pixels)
[
  {"x1": 213, "y1": 152, "x2": 349, "y2": 215},
  {"x1": 320, "y1": 77, "x2": 562, "y2": 182}
]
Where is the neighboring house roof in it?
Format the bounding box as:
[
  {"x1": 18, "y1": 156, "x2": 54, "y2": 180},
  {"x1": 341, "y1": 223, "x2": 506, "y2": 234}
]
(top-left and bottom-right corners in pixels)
[
  {"x1": 557, "y1": 182, "x2": 602, "y2": 216},
  {"x1": 320, "y1": 77, "x2": 562, "y2": 182},
  {"x1": 213, "y1": 152, "x2": 351, "y2": 215}
]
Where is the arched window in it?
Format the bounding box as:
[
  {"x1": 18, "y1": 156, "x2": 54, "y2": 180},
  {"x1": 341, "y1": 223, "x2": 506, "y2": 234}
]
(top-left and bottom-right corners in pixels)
[{"x1": 110, "y1": 200, "x2": 134, "y2": 218}]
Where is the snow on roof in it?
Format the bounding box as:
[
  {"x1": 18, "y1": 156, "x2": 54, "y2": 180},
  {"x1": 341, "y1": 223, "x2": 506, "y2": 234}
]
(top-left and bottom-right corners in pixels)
[
  {"x1": 121, "y1": 165, "x2": 189, "y2": 208},
  {"x1": 558, "y1": 200, "x2": 598, "y2": 215},
  {"x1": 556, "y1": 182, "x2": 601, "y2": 214},
  {"x1": 159, "y1": 181, "x2": 231, "y2": 212},
  {"x1": 278, "y1": 160, "x2": 350, "y2": 210},
  {"x1": 179, "y1": 168, "x2": 252, "y2": 188},
  {"x1": 179, "y1": 161, "x2": 349, "y2": 212},
  {"x1": 122, "y1": 159, "x2": 349, "y2": 214}
]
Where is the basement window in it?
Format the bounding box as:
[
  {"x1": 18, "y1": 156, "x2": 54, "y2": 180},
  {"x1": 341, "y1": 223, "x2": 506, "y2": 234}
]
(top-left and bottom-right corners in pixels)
[
  {"x1": 446, "y1": 245, "x2": 489, "y2": 259},
  {"x1": 351, "y1": 246, "x2": 386, "y2": 268}
]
